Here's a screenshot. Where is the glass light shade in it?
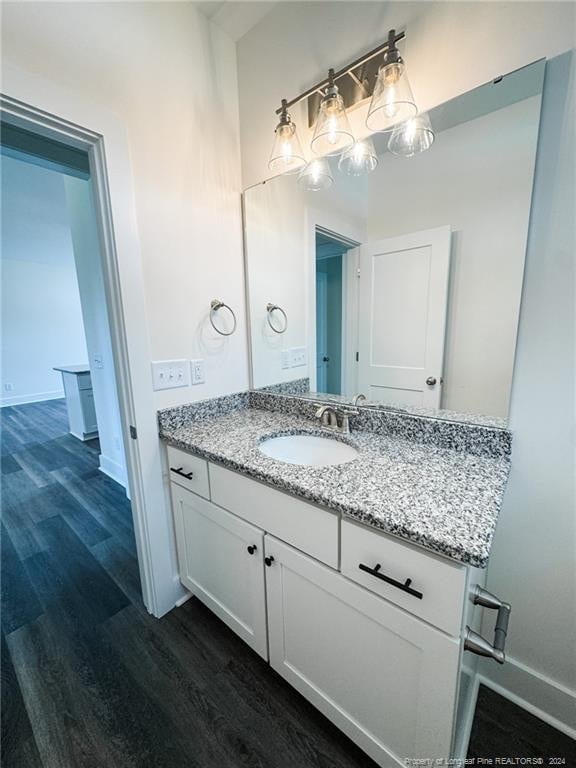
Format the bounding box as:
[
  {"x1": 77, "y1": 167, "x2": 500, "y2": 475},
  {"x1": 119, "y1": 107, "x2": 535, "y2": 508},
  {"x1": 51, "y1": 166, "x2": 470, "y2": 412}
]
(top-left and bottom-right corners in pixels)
[
  {"x1": 338, "y1": 137, "x2": 378, "y2": 176},
  {"x1": 297, "y1": 158, "x2": 333, "y2": 191},
  {"x1": 311, "y1": 86, "x2": 354, "y2": 156},
  {"x1": 268, "y1": 119, "x2": 306, "y2": 174},
  {"x1": 387, "y1": 113, "x2": 435, "y2": 157},
  {"x1": 366, "y1": 60, "x2": 417, "y2": 133}
]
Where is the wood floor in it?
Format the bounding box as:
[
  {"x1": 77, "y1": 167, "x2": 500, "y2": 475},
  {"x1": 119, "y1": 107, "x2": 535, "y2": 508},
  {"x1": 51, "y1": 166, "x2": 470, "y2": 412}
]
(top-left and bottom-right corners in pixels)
[{"x1": 2, "y1": 400, "x2": 575, "y2": 767}]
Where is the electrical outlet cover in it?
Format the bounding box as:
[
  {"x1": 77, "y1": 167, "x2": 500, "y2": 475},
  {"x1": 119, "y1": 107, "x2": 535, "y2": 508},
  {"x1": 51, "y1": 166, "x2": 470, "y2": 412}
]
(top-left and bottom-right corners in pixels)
[
  {"x1": 281, "y1": 350, "x2": 291, "y2": 369},
  {"x1": 190, "y1": 359, "x2": 205, "y2": 385}
]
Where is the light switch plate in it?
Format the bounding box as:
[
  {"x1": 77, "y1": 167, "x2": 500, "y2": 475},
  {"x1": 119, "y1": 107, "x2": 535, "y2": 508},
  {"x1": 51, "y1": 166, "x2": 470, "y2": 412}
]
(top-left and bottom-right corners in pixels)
[
  {"x1": 151, "y1": 360, "x2": 190, "y2": 390},
  {"x1": 281, "y1": 350, "x2": 291, "y2": 369},
  {"x1": 190, "y1": 359, "x2": 205, "y2": 385},
  {"x1": 290, "y1": 347, "x2": 307, "y2": 367}
]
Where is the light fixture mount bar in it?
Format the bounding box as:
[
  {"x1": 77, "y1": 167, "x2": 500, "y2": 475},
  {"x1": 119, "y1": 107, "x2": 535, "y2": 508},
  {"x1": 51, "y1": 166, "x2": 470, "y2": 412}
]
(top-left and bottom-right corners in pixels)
[{"x1": 275, "y1": 30, "x2": 406, "y2": 116}]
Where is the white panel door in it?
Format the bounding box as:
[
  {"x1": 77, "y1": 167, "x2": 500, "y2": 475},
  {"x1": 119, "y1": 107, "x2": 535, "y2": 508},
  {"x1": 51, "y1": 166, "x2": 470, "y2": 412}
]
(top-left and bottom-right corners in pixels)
[
  {"x1": 171, "y1": 484, "x2": 268, "y2": 659},
  {"x1": 265, "y1": 536, "x2": 460, "y2": 767},
  {"x1": 358, "y1": 226, "x2": 451, "y2": 408}
]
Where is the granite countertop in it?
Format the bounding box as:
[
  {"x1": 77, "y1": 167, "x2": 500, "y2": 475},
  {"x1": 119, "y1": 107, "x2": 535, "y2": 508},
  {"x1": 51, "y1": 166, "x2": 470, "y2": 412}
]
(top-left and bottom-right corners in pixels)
[{"x1": 159, "y1": 399, "x2": 511, "y2": 568}]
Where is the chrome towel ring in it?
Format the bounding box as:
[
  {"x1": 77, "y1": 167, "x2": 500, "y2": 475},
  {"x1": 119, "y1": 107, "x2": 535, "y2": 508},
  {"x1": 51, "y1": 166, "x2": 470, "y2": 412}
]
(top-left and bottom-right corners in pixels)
[
  {"x1": 210, "y1": 299, "x2": 237, "y2": 336},
  {"x1": 266, "y1": 302, "x2": 288, "y2": 334}
]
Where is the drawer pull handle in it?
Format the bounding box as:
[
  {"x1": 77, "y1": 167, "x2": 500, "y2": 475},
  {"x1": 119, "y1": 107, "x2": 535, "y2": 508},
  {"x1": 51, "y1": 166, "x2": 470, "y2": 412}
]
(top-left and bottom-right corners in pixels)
[
  {"x1": 170, "y1": 466, "x2": 194, "y2": 480},
  {"x1": 358, "y1": 562, "x2": 423, "y2": 600},
  {"x1": 247, "y1": 545, "x2": 257, "y2": 555},
  {"x1": 265, "y1": 556, "x2": 274, "y2": 567}
]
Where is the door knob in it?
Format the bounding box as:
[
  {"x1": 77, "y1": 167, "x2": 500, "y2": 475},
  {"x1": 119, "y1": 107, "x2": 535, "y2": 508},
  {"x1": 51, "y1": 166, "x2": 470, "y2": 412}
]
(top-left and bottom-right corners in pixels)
[{"x1": 425, "y1": 376, "x2": 437, "y2": 386}]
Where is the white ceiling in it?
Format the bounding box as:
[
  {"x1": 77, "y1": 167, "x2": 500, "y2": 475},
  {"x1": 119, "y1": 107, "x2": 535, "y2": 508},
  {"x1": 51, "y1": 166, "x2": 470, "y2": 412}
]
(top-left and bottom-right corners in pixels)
[{"x1": 196, "y1": 1, "x2": 277, "y2": 42}]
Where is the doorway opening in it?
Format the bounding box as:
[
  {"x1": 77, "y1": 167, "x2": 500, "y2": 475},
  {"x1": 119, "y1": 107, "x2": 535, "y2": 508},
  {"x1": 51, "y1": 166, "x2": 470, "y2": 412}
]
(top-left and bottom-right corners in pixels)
[
  {"x1": 315, "y1": 228, "x2": 359, "y2": 396},
  {"x1": 0, "y1": 114, "x2": 148, "y2": 618},
  {"x1": 1, "y1": 121, "x2": 129, "y2": 494}
]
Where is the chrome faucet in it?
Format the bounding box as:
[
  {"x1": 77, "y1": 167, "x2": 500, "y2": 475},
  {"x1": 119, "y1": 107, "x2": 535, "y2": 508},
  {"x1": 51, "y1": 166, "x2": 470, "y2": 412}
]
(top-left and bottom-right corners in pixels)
[
  {"x1": 351, "y1": 393, "x2": 367, "y2": 406},
  {"x1": 315, "y1": 404, "x2": 339, "y2": 429},
  {"x1": 315, "y1": 404, "x2": 358, "y2": 434}
]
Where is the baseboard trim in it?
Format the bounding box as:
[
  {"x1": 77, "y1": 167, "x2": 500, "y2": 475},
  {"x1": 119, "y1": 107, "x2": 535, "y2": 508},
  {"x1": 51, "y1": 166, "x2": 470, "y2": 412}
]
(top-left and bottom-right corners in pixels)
[
  {"x1": 99, "y1": 454, "x2": 127, "y2": 489},
  {"x1": 0, "y1": 391, "x2": 64, "y2": 407},
  {"x1": 175, "y1": 591, "x2": 193, "y2": 608},
  {"x1": 478, "y1": 653, "x2": 576, "y2": 740}
]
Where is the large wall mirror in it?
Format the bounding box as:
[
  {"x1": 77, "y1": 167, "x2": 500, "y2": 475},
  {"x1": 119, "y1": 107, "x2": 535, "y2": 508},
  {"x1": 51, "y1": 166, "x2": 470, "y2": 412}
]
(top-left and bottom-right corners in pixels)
[{"x1": 243, "y1": 60, "x2": 545, "y2": 424}]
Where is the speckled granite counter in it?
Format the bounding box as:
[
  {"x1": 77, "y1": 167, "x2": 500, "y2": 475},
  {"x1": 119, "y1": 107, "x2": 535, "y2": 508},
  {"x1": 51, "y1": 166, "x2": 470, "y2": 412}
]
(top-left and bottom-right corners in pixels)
[{"x1": 159, "y1": 394, "x2": 511, "y2": 569}]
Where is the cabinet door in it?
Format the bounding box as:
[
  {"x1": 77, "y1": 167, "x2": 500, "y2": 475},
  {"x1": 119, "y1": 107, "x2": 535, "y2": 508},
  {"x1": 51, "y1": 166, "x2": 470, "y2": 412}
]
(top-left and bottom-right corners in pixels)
[
  {"x1": 171, "y1": 484, "x2": 267, "y2": 659},
  {"x1": 265, "y1": 536, "x2": 460, "y2": 767},
  {"x1": 80, "y1": 389, "x2": 98, "y2": 433}
]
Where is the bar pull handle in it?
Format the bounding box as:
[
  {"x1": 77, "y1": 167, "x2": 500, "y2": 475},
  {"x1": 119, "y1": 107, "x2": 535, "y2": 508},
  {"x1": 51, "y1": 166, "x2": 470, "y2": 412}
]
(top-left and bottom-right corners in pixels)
[
  {"x1": 358, "y1": 562, "x2": 423, "y2": 600},
  {"x1": 170, "y1": 466, "x2": 194, "y2": 480},
  {"x1": 464, "y1": 585, "x2": 511, "y2": 664}
]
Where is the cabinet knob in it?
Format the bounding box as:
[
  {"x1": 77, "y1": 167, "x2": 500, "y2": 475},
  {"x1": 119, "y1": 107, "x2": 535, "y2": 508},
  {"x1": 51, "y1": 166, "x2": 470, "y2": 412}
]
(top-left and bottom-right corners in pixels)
[
  {"x1": 265, "y1": 556, "x2": 275, "y2": 567},
  {"x1": 247, "y1": 545, "x2": 257, "y2": 555}
]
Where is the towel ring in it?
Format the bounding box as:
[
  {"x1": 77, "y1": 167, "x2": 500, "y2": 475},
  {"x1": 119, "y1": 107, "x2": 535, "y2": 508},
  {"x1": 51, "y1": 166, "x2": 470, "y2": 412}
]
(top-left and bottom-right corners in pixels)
[
  {"x1": 210, "y1": 299, "x2": 237, "y2": 336},
  {"x1": 266, "y1": 303, "x2": 288, "y2": 334}
]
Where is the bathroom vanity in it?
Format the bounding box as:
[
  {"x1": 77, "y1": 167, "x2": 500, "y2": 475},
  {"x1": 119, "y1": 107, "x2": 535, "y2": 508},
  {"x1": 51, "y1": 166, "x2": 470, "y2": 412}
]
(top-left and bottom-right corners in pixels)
[
  {"x1": 155, "y1": 55, "x2": 549, "y2": 767},
  {"x1": 159, "y1": 392, "x2": 512, "y2": 765}
]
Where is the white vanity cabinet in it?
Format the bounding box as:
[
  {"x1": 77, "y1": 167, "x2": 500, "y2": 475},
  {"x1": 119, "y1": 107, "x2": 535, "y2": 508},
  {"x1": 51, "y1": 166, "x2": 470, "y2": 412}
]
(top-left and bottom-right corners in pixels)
[
  {"x1": 166, "y1": 447, "x2": 474, "y2": 767},
  {"x1": 265, "y1": 536, "x2": 460, "y2": 766}
]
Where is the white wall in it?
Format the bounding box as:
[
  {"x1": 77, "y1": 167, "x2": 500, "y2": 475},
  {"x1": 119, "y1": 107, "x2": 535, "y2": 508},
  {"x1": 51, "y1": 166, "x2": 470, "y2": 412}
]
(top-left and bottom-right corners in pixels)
[
  {"x1": 2, "y1": 1, "x2": 248, "y2": 411},
  {"x1": 2, "y1": 1, "x2": 247, "y2": 615},
  {"x1": 245, "y1": 178, "x2": 310, "y2": 388},
  {"x1": 0, "y1": 155, "x2": 88, "y2": 406},
  {"x1": 367, "y1": 97, "x2": 541, "y2": 418},
  {"x1": 480, "y1": 51, "x2": 576, "y2": 736},
  {"x1": 244, "y1": 175, "x2": 365, "y2": 388},
  {"x1": 64, "y1": 176, "x2": 127, "y2": 489},
  {"x1": 237, "y1": 1, "x2": 574, "y2": 188}
]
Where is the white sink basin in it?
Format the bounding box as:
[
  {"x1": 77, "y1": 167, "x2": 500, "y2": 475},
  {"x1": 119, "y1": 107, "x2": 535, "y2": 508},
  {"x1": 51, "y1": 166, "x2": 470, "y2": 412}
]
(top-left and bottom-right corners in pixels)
[{"x1": 258, "y1": 434, "x2": 359, "y2": 466}]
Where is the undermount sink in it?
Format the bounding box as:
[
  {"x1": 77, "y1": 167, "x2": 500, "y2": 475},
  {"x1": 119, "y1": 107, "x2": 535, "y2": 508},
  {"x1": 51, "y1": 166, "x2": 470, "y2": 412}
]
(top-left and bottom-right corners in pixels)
[{"x1": 258, "y1": 434, "x2": 359, "y2": 466}]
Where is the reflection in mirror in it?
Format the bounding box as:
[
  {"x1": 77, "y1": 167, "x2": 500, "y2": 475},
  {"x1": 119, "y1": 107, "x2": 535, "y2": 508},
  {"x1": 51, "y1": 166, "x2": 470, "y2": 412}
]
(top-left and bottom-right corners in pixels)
[{"x1": 243, "y1": 60, "x2": 545, "y2": 424}]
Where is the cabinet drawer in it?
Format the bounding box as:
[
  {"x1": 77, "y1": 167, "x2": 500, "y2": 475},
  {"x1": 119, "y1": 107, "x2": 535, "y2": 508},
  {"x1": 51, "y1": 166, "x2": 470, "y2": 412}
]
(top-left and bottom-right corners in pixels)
[
  {"x1": 341, "y1": 520, "x2": 466, "y2": 636},
  {"x1": 210, "y1": 464, "x2": 338, "y2": 568},
  {"x1": 166, "y1": 445, "x2": 210, "y2": 499}
]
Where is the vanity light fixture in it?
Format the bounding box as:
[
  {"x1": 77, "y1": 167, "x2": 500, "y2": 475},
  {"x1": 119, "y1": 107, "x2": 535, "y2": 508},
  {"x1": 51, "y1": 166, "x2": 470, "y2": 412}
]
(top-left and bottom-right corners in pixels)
[
  {"x1": 268, "y1": 99, "x2": 306, "y2": 174},
  {"x1": 338, "y1": 137, "x2": 378, "y2": 176},
  {"x1": 297, "y1": 157, "x2": 333, "y2": 191},
  {"x1": 388, "y1": 112, "x2": 435, "y2": 157},
  {"x1": 366, "y1": 29, "x2": 417, "y2": 133},
  {"x1": 310, "y1": 69, "x2": 354, "y2": 156}
]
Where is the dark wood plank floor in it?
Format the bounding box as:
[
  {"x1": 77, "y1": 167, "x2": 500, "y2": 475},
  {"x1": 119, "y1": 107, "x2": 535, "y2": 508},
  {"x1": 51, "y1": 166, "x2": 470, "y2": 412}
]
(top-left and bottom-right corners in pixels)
[{"x1": 2, "y1": 400, "x2": 575, "y2": 767}]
